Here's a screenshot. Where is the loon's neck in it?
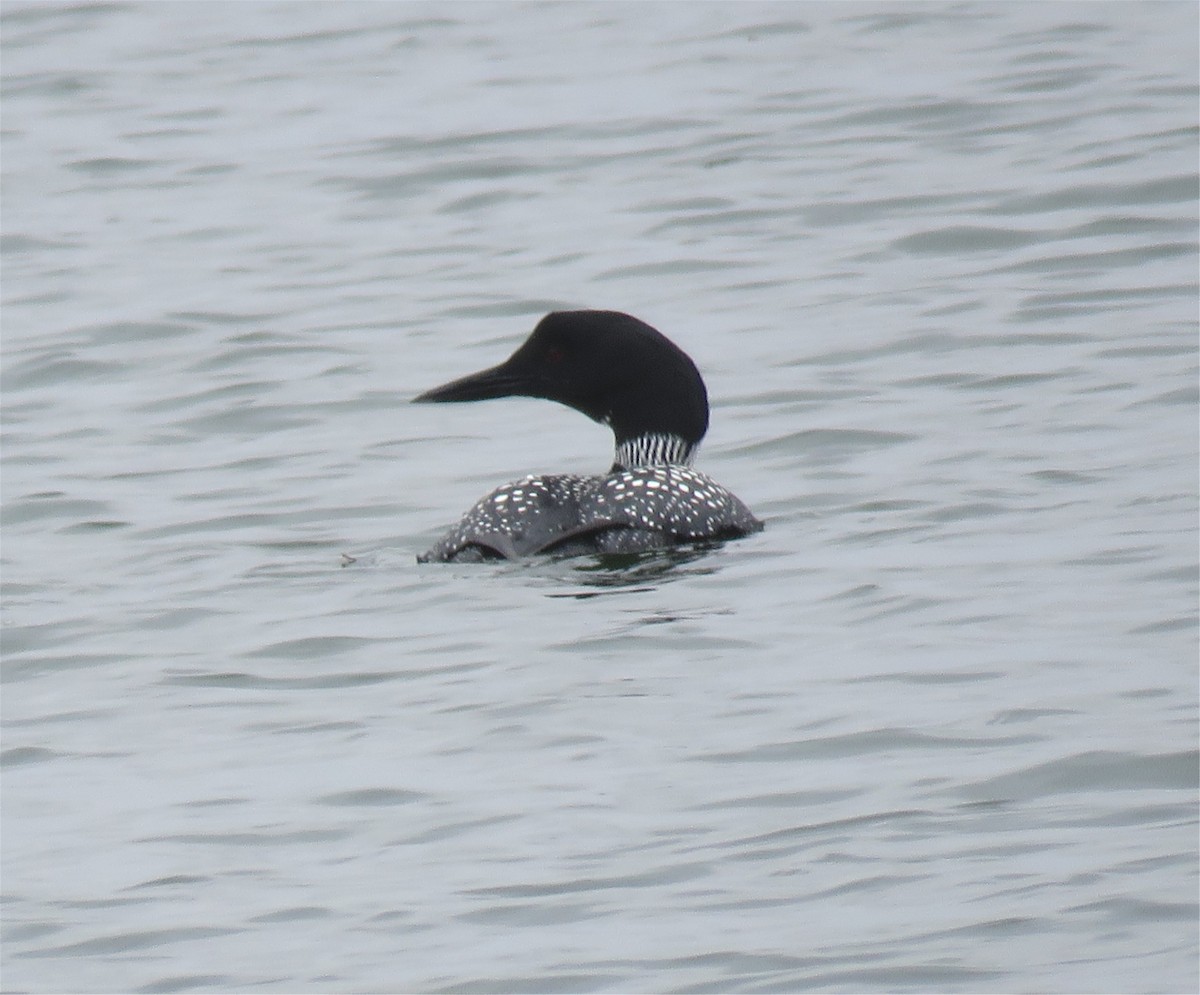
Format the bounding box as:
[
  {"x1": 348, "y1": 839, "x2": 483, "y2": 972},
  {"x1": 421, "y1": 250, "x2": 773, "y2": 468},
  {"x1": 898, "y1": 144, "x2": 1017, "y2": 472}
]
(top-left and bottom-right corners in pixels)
[{"x1": 611, "y1": 432, "x2": 698, "y2": 472}]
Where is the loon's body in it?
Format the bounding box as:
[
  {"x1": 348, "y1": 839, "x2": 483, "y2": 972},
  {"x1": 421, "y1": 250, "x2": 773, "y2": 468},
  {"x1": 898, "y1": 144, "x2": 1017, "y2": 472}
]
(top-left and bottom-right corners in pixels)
[{"x1": 414, "y1": 310, "x2": 762, "y2": 563}]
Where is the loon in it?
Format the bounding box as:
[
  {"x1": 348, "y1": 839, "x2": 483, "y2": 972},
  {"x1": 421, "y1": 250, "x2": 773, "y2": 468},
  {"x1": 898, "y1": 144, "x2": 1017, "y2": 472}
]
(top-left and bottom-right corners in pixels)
[{"x1": 414, "y1": 310, "x2": 762, "y2": 563}]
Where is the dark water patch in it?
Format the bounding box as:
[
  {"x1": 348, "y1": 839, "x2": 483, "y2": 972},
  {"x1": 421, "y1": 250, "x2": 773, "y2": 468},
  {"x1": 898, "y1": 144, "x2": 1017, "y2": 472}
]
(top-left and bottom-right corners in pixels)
[
  {"x1": 137, "y1": 606, "x2": 225, "y2": 630},
  {"x1": 17, "y1": 926, "x2": 238, "y2": 958},
  {"x1": 438, "y1": 189, "x2": 538, "y2": 214},
  {"x1": 804, "y1": 193, "x2": 966, "y2": 227},
  {"x1": 125, "y1": 875, "x2": 210, "y2": 890},
  {"x1": 1, "y1": 921, "x2": 64, "y2": 945},
  {"x1": 704, "y1": 19, "x2": 812, "y2": 41},
  {"x1": 987, "y1": 174, "x2": 1198, "y2": 214},
  {"x1": 58, "y1": 518, "x2": 130, "y2": 533},
  {"x1": 1, "y1": 71, "x2": 103, "y2": 97},
  {"x1": 727, "y1": 428, "x2": 915, "y2": 460},
  {"x1": 921, "y1": 298, "x2": 986, "y2": 317},
  {"x1": 851, "y1": 499, "x2": 924, "y2": 514},
  {"x1": 187, "y1": 340, "x2": 348, "y2": 372},
  {"x1": 1096, "y1": 341, "x2": 1198, "y2": 359},
  {"x1": 1028, "y1": 469, "x2": 1102, "y2": 485},
  {"x1": 1066, "y1": 216, "x2": 1198, "y2": 238},
  {"x1": 468, "y1": 863, "x2": 709, "y2": 899},
  {"x1": 959, "y1": 749, "x2": 1200, "y2": 802},
  {"x1": 1, "y1": 354, "x2": 130, "y2": 391},
  {"x1": 646, "y1": 205, "x2": 791, "y2": 235},
  {"x1": 785, "y1": 331, "x2": 960, "y2": 364},
  {"x1": 0, "y1": 746, "x2": 60, "y2": 768},
  {"x1": 254, "y1": 719, "x2": 365, "y2": 736},
  {"x1": 697, "y1": 729, "x2": 1034, "y2": 764},
  {"x1": 632, "y1": 196, "x2": 732, "y2": 213},
  {"x1": 436, "y1": 975, "x2": 611, "y2": 995},
  {"x1": 366, "y1": 124, "x2": 561, "y2": 158},
  {"x1": 0, "y1": 619, "x2": 96, "y2": 656},
  {"x1": 896, "y1": 371, "x2": 982, "y2": 388},
  {"x1": 316, "y1": 788, "x2": 425, "y2": 807},
  {"x1": 246, "y1": 635, "x2": 379, "y2": 660},
  {"x1": 65, "y1": 156, "x2": 158, "y2": 175},
  {"x1": 921, "y1": 501, "x2": 1008, "y2": 523},
  {"x1": 1012, "y1": 299, "x2": 1190, "y2": 321},
  {"x1": 137, "y1": 507, "x2": 343, "y2": 539},
  {"x1": 160, "y1": 670, "x2": 400, "y2": 691},
  {"x1": 693, "y1": 787, "x2": 860, "y2": 811},
  {"x1": 172, "y1": 404, "x2": 318, "y2": 436},
  {"x1": 0, "y1": 2, "x2": 127, "y2": 27},
  {"x1": 1112, "y1": 853, "x2": 1198, "y2": 876},
  {"x1": 1020, "y1": 283, "x2": 1197, "y2": 308},
  {"x1": 987, "y1": 66, "x2": 1106, "y2": 94},
  {"x1": 803, "y1": 873, "x2": 928, "y2": 902},
  {"x1": 1010, "y1": 20, "x2": 1110, "y2": 41},
  {"x1": 135, "y1": 379, "x2": 272, "y2": 412},
  {"x1": 0, "y1": 233, "x2": 77, "y2": 253},
  {"x1": 3, "y1": 653, "x2": 132, "y2": 682},
  {"x1": 829, "y1": 98, "x2": 994, "y2": 132},
  {"x1": 903, "y1": 915, "x2": 1045, "y2": 947},
  {"x1": 63, "y1": 896, "x2": 150, "y2": 910},
  {"x1": 1065, "y1": 895, "x2": 1198, "y2": 923},
  {"x1": 997, "y1": 242, "x2": 1195, "y2": 273},
  {"x1": 1119, "y1": 687, "x2": 1177, "y2": 701},
  {"x1": 2, "y1": 707, "x2": 117, "y2": 728},
  {"x1": 990, "y1": 708, "x2": 1078, "y2": 725},
  {"x1": 1064, "y1": 545, "x2": 1158, "y2": 567},
  {"x1": 769, "y1": 963, "x2": 1002, "y2": 992},
  {"x1": 1048, "y1": 801, "x2": 1198, "y2": 830},
  {"x1": 436, "y1": 298, "x2": 567, "y2": 319},
  {"x1": 140, "y1": 828, "x2": 347, "y2": 846},
  {"x1": 135, "y1": 976, "x2": 235, "y2": 994},
  {"x1": 229, "y1": 24, "x2": 377, "y2": 49},
  {"x1": 960, "y1": 370, "x2": 1070, "y2": 389},
  {"x1": 399, "y1": 815, "x2": 524, "y2": 847},
  {"x1": 852, "y1": 670, "x2": 1004, "y2": 686},
  {"x1": 1128, "y1": 615, "x2": 1197, "y2": 635},
  {"x1": 892, "y1": 225, "x2": 1048, "y2": 254},
  {"x1": 595, "y1": 258, "x2": 752, "y2": 280},
  {"x1": 838, "y1": 523, "x2": 935, "y2": 545},
  {"x1": 1127, "y1": 385, "x2": 1200, "y2": 408},
  {"x1": 329, "y1": 157, "x2": 552, "y2": 200},
  {"x1": 83, "y1": 319, "x2": 196, "y2": 344},
  {"x1": 247, "y1": 906, "x2": 333, "y2": 923},
  {"x1": 562, "y1": 628, "x2": 754, "y2": 654},
  {"x1": 711, "y1": 809, "x2": 933, "y2": 861},
  {"x1": 456, "y1": 901, "x2": 600, "y2": 927},
  {"x1": 1139, "y1": 565, "x2": 1199, "y2": 584}
]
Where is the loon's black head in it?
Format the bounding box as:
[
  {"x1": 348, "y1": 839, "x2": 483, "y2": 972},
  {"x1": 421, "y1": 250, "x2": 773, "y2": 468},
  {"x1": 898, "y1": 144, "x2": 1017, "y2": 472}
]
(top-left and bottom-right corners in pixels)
[{"x1": 414, "y1": 311, "x2": 710, "y2": 460}]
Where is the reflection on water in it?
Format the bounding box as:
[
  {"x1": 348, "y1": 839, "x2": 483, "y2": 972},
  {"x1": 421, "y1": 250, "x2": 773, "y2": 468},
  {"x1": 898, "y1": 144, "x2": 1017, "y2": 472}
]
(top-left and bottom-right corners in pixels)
[{"x1": 558, "y1": 545, "x2": 726, "y2": 594}]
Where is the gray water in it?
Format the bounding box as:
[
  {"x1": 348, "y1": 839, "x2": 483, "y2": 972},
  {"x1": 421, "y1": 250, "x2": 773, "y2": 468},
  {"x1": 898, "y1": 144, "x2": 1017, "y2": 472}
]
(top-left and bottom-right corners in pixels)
[{"x1": 2, "y1": 2, "x2": 1197, "y2": 993}]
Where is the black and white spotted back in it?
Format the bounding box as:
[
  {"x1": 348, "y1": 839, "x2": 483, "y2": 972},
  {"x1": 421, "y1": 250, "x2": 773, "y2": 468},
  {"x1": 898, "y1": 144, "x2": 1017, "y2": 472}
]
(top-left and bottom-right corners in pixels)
[{"x1": 418, "y1": 465, "x2": 761, "y2": 563}]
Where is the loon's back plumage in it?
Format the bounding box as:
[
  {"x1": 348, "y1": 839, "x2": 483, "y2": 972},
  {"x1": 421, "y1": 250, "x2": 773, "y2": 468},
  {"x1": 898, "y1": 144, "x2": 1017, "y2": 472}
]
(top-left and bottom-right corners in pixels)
[
  {"x1": 414, "y1": 310, "x2": 762, "y2": 563},
  {"x1": 417, "y1": 465, "x2": 761, "y2": 563}
]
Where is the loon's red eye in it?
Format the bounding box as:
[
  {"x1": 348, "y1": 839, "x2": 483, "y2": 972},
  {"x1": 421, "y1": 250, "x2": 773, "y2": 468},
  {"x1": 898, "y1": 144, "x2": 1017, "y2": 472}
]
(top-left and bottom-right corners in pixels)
[{"x1": 545, "y1": 345, "x2": 566, "y2": 364}]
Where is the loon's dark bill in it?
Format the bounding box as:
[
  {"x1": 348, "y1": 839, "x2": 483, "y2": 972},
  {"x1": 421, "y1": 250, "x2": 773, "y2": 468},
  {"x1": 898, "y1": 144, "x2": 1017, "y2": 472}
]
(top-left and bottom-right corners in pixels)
[{"x1": 413, "y1": 362, "x2": 531, "y2": 404}]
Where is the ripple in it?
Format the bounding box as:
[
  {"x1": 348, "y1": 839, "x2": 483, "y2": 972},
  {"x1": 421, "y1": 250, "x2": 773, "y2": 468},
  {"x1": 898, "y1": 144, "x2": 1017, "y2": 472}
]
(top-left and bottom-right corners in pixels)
[
  {"x1": 316, "y1": 788, "x2": 425, "y2": 807},
  {"x1": 893, "y1": 225, "x2": 1049, "y2": 254},
  {"x1": 958, "y1": 750, "x2": 1199, "y2": 802},
  {"x1": 16, "y1": 927, "x2": 238, "y2": 958}
]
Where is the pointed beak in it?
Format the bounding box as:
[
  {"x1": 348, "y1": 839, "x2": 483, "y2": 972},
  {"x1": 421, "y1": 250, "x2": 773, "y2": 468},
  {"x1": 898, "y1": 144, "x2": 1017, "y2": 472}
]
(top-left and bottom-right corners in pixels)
[{"x1": 413, "y1": 361, "x2": 531, "y2": 404}]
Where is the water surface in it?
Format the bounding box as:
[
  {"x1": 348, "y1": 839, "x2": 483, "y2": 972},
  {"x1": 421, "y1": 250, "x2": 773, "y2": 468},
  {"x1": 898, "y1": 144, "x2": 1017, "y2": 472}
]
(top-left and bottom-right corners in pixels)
[{"x1": 2, "y1": 2, "x2": 1197, "y2": 993}]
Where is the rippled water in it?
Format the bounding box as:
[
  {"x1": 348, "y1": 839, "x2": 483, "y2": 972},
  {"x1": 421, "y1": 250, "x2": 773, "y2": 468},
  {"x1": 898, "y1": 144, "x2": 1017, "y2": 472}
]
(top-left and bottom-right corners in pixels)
[{"x1": 2, "y1": 2, "x2": 1197, "y2": 993}]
